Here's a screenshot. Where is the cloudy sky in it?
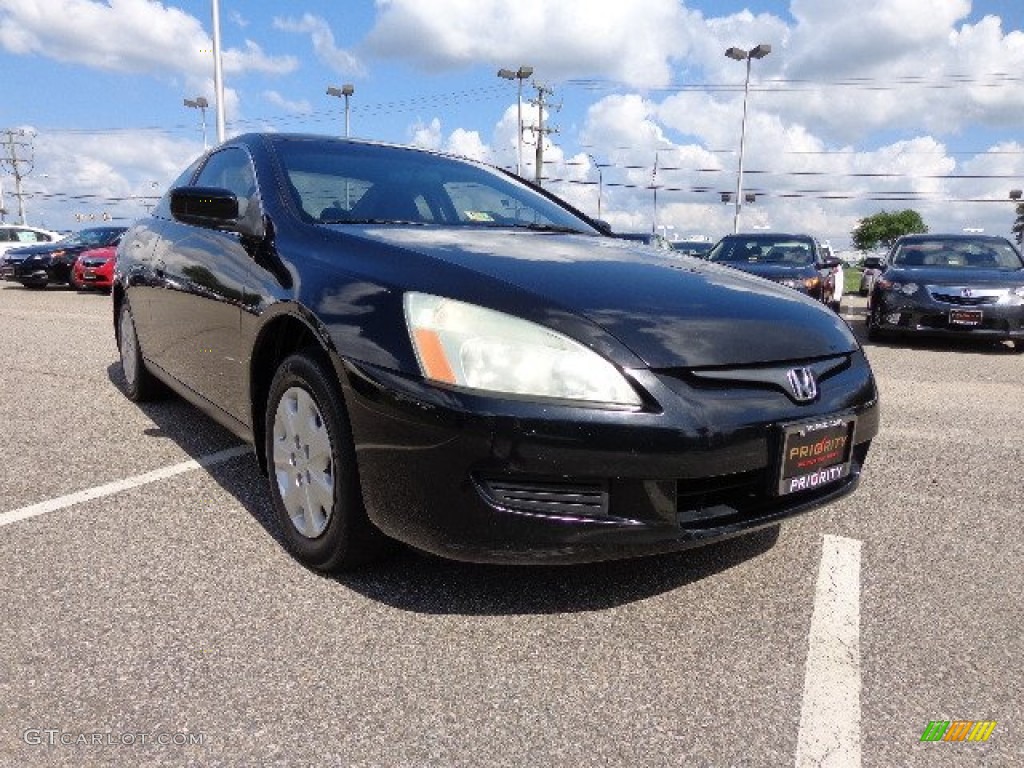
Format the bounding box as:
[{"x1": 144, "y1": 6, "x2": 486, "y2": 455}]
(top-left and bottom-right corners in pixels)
[{"x1": 1, "y1": 0, "x2": 1022, "y2": 248}]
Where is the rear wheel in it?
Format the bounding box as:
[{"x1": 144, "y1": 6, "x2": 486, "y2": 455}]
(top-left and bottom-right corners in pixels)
[
  {"x1": 265, "y1": 352, "x2": 389, "y2": 572},
  {"x1": 118, "y1": 298, "x2": 161, "y2": 401}
]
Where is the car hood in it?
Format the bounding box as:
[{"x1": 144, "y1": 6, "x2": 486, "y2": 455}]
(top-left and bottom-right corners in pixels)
[
  {"x1": 340, "y1": 227, "x2": 858, "y2": 369},
  {"x1": 3, "y1": 242, "x2": 77, "y2": 259},
  {"x1": 711, "y1": 261, "x2": 817, "y2": 280},
  {"x1": 886, "y1": 266, "x2": 1024, "y2": 287}
]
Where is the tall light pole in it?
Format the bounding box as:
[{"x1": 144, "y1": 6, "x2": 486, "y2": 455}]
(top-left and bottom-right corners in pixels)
[
  {"x1": 497, "y1": 66, "x2": 533, "y2": 177},
  {"x1": 210, "y1": 0, "x2": 226, "y2": 144},
  {"x1": 184, "y1": 97, "x2": 209, "y2": 149},
  {"x1": 326, "y1": 84, "x2": 356, "y2": 137},
  {"x1": 725, "y1": 43, "x2": 771, "y2": 234}
]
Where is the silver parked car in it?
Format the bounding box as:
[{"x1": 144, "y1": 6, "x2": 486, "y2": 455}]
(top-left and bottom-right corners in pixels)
[{"x1": 859, "y1": 255, "x2": 885, "y2": 297}]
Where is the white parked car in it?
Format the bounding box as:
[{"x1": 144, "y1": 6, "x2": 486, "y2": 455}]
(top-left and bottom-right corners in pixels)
[{"x1": 0, "y1": 224, "x2": 62, "y2": 256}]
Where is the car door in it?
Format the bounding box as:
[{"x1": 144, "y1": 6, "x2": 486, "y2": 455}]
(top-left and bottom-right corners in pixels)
[{"x1": 146, "y1": 146, "x2": 259, "y2": 424}]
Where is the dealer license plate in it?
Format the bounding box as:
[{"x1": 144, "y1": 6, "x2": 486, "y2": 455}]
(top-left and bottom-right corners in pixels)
[
  {"x1": 84, "y1": 269, "x2": 96, "y2": 280},
  {"x1": 777, "y1": 416, "x2": 855, "y2": 496},
  {"x1": 949, "y1": 308, "x2": 982, "y2": 326}
]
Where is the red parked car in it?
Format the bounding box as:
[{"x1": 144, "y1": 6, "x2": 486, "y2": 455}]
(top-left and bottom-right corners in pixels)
[{"x1": 71, "y1": 245, "x2": 117, "y2": 291}]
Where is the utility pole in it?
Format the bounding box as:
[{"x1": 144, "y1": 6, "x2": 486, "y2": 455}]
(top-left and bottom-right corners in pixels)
[
  {"x1": 526, "y1": 83, "x2": 558, "y2": 186},
  {"x1": 1, "y1": 129, "x2": 34, "y2": 224}
]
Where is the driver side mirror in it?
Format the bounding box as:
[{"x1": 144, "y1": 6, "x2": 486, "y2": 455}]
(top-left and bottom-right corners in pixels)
[{"x1": 170, "y1": 186, "x2": 264, "y2": 239}]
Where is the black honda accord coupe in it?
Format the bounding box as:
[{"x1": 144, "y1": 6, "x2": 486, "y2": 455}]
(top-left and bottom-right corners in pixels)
[
  {"x1": 707, "y1": 233, "x2": 843, "y2": 311},
  {"x1": 114, "y1": 133, "x2": 879, "y2": 571},
  {"x1": 868, "y1": 233, "x2": 1024, "y2": 348}
]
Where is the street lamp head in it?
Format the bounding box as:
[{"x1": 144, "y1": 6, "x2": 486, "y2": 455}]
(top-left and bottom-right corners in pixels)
[
  {"x1": 1010, "y1": 189, "x2": 1023, "y2": 200},
  {"x1": 497, "y1": 68, "x2": 516, "y2": 79},
  {"x1": 342, "y1": 83, "x2": 355, "y2": 96},
  {"x1": 725, "y1": 44, "x2": 771, "y2": 61},
  {"x1": 517, "y1": 66, "x2": 534, "y2": 79},
  {"x1": 184, "y1": 97, "x2": 208, "y2": 109}
]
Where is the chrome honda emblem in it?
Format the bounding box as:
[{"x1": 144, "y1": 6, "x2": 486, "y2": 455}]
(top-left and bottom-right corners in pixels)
[
  {"x1": 961, "y1": 288, "x2": 973, "y2": 298},
  {"x1": 786, "y1": 367, "x2": 818, "y2": 402}
]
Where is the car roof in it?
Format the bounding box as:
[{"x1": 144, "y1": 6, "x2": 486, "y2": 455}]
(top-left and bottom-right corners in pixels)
[{"x1": 896, "y1": 233, "x2": 1011, "y2": 243}]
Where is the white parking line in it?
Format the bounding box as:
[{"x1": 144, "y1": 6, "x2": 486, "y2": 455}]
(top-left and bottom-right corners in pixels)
[
  {"x1": 0, "y1": 445, "x2": 251, "y2": 529},
  {"x1": 795, "y1": 534, "x2": 862, "y2": 768}
]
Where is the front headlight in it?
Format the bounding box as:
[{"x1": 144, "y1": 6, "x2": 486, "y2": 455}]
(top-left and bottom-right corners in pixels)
[
  {"x1": 803, "y1": 276, "x2": 821, "y2": 290},
  {"x1": 404, "y1": 292, "x2": 641, "y2": 406},
  {"x1": 878, "y1": 279, "x2": 917, "y2": 295}
]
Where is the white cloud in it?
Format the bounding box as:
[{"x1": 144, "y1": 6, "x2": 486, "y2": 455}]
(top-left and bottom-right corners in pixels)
[
  {"x1": 366, "y1": 0, "x2": 697, "y2": 87},
  {"x1": 0, "y1": 0, "x2": 296, "y2": 81},
  {"x1": 21, "y1": 129, "x2": 202, "y2": 231},
  {"x1": 445, "y1": 128, "x2": 490, "y2": 161},
  {"x1": 408, "y1": 118, "x2": 443, "y2": 149},
  {"x1": 264, "y1": 90, "x2": 313, "y2": 115},
  {"x1": 273, "y1": 13, "x2": 365, "y2": 76}
]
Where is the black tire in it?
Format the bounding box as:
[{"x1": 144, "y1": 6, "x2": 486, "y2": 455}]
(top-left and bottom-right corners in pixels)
[
  {"x1": 866, "y1": 308, "x2": 885, "y2": 342},
  {"x1": 265, "y1": 352, "x2": 389, "y2": 572},
  {"x1": 118, "y1": 298, "x2": 161, "y2": 401},
  {"x1": 22, "y1": 281, "x2": 46, "y2": 290},
  {"x1": 67, "y1": 270, "x2": 81, "y2": 290}
]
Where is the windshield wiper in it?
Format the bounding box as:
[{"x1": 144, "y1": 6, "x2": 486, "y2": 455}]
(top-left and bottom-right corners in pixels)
[
  {"x1": 506, "y1": 223, "x2": 589, "y2": 234},
  {"x1": 320, "y1": 218, "x2": 428, "y2": 226}
]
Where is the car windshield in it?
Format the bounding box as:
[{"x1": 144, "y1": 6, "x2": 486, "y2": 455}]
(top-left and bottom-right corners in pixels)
[
  {"x1": 271, "y1": 139, "x2": 598, "y2": 234},
  {"x1": 65, "y1": 227, "x2": 124, "y2": 247},
  {"x1": 891, "y1": 238, "x2": 1024, "y2": 270},
  {"x1": 709, "y1": 236, "x2": 814, "y2": 265}
]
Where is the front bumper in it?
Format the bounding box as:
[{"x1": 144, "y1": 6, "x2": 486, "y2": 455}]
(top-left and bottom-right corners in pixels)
[
  {"x1": 0, "y1": 261, "x2": 56, "y2": 284},
  {"x1": 872, "y1": 292, "x2": 1024, "y2": 341},
  {"x1": 340, "y1": 352, "x2": 879, "y2": 564},
  {"x1": 75, "y1": 260, "x2": 115, "y2": 288}
]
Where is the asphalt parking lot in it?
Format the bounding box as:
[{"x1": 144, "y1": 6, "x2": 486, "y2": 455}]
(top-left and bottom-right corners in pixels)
[{"x1": 0, "y1": 282, "x2": 1020, "y2": 767}]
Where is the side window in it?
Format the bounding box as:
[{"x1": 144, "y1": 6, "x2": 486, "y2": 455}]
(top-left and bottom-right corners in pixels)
[
  {"x1": 195, "y1": 147, "x2": 257, "y2": 200},
  {"x1": 0, "y1": 230, "x2": 9, "y2": 242}
]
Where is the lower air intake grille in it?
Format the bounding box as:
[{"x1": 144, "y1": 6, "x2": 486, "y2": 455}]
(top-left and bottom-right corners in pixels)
[{"x1": 479, "y1": 477, "x2": 609, "y2": 518}]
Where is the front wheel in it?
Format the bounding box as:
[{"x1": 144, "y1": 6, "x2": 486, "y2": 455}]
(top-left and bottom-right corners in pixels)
[
  {"x1": 265, "y1": 352, "x2": 389, "y2": 572},
  {"x1": 866, "y1": 308, "x2": 885, "y2": 342}
]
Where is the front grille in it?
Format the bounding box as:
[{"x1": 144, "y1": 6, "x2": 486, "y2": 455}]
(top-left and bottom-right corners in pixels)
[
  {"x1": 928, "y1": 286, "x2": 1005, "y2": 306},
  {"x1": 478, "y1": 477, "x2": 609, "y2": 518},
  {"x1": 81, "y1": 258, "x2": 108, "y2": 268},
  {"x1": 930, "y1": 292, "x2": 999, "y2": 306}
]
